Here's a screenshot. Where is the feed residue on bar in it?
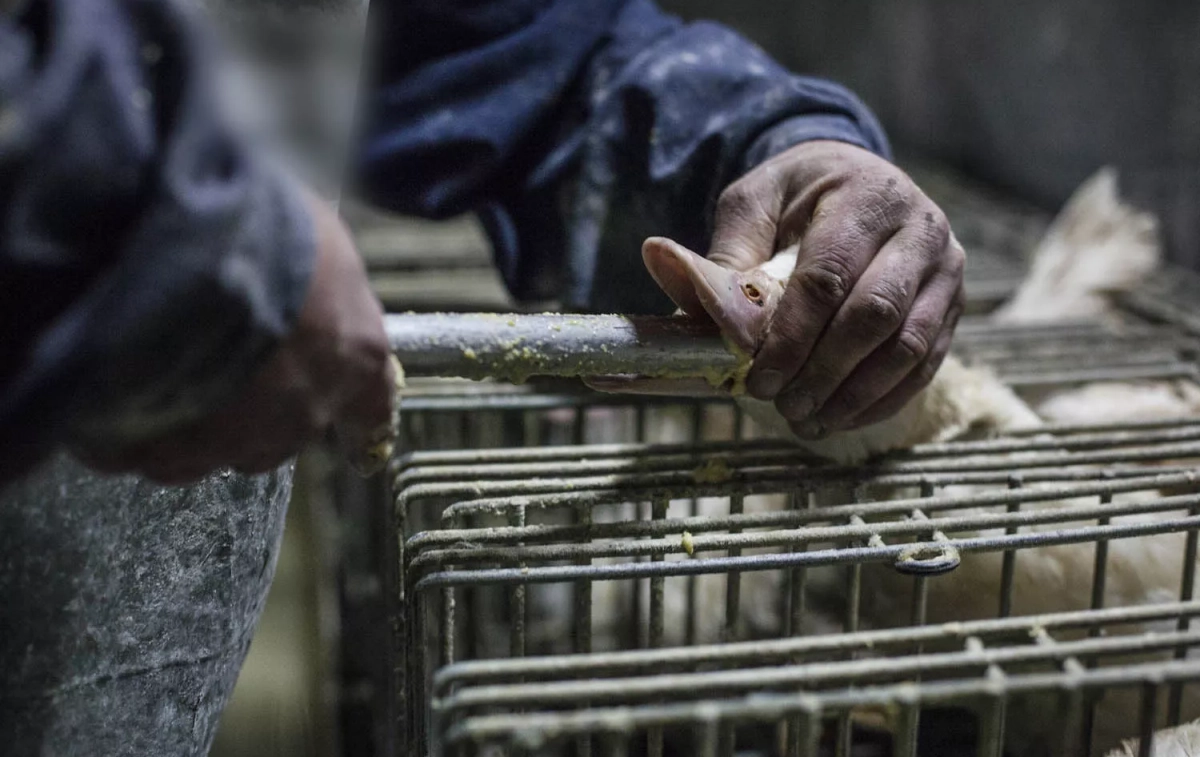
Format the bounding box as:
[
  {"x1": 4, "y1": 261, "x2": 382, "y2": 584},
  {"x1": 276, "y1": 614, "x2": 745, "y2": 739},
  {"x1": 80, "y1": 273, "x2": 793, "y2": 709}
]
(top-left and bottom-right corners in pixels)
[
  {"x1": 394, "y1": 313, "x2": 747, "y2": 386},
  {"x1": 691, "y1": 458, "x2": 733, "y2": 484}
]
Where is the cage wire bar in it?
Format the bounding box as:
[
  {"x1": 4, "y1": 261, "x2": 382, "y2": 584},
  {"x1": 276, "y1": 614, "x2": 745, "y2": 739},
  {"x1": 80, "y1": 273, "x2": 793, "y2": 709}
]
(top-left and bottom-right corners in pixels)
[
  {"x1": 396, "y1": 424, "x2": 1200, "y2": 755},
  {"x1": 384, "y1": 314, "x2": 1200, "y2": 757},
  {"x1": 352, "y1": 165, "x2": 1200, "y2": 757}
]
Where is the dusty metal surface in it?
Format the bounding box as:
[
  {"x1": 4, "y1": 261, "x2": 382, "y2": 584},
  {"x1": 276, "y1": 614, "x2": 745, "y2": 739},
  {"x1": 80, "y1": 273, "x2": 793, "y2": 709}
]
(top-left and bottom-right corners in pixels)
[
  {"x1": 395, "y1": 420, "x2": 1200, "y2": 754},
  {"x1": 437, "y1": 600, "x2": 1200, "y2": 755},
  {"x1": 383, "y1": 302, "x2": 1200, "y2": 757},
  {"x1": 388, "y1": 313, "x2": 740, "y2": 383},
  {"x1": 350, "y1": 163, "x2": 1200, "y2": 757}
]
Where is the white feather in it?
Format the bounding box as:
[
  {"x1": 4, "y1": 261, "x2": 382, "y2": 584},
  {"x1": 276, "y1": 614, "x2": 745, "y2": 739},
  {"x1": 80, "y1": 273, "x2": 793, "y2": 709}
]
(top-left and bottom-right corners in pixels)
[
  {"x1": 590, "y1": 168, "x2": 1196, "y2": 755},
  {"x1": 993, "y1": 167, "x2": 1160, "y2": 324},
  {"x1": 1107, "y1": 719, "x2": 1200, "y2": 757}
]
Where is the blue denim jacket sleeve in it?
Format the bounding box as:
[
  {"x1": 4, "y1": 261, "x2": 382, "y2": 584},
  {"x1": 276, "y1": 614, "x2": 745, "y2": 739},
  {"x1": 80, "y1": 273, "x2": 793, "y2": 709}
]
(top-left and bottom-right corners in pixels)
[
  {"x1": 356, "y1": 0, "x2": 889, "y2": 314},
  {"x1": 0, "y1": 0, "x2": 315, "y2": 482}
]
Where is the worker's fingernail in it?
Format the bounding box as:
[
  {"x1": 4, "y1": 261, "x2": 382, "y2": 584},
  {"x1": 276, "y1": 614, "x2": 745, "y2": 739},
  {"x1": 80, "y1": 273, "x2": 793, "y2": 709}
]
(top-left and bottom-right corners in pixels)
[
  {"x1": 777, "y1": 390, "x2": 816, "y2": 421},
  {"x1": 748, "y1": 369, "x2": 785, "y2": 399}
]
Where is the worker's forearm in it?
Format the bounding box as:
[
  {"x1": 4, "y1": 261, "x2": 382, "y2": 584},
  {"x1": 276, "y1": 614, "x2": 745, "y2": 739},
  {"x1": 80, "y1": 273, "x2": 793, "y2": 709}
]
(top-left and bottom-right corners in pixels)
[
  {"x1": 357, "y1": 0, "x2": 890, "y2": 314},
  {"x1": 0, "y1": 0, "x2": 315, "y2": 482}
]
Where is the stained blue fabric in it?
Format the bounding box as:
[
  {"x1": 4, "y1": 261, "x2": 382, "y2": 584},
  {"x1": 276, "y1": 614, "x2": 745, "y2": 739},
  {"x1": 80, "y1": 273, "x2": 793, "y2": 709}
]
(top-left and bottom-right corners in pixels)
[
  {"x1": 0, "y1": 0, "x2": 314, "y2": 484},
  {"x1": 357, "y1": 0, "x2": 889, "y2": 311},
  {"x1": 0, "y1": 0, "x2": 888, "y2": 480}
]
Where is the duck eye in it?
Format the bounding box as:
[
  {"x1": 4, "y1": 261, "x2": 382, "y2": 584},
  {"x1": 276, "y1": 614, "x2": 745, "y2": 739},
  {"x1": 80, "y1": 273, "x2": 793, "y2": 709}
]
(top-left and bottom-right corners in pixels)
[{"x1": 741, "y1": 282, "x2": 764, "y2": 305}]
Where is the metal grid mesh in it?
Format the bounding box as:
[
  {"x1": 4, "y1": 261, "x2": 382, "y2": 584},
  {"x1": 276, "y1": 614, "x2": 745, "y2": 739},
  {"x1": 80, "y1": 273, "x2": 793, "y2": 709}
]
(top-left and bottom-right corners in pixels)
[
  {"x1": 436, "y1": 602, "x2": 1200, "y2": 757},
  {"x1": 954, "y1": 319, "x2": 1197, "y2": 389},
  {"x1": 345, "y1": 167, "x2": 1200, "y2": 757},
  {"x1": 396, "y1": 421, "x2": 1200, "y2": 755},
  {"x1": 387, "y1": 309, "x2": 1200, "y2": 757}
]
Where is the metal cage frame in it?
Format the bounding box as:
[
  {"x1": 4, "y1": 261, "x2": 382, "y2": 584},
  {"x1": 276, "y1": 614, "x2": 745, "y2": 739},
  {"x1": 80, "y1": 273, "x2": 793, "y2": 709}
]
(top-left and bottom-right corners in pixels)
[{"x1": 338, "y1": 167, "x2": 1200, "y2": 757}]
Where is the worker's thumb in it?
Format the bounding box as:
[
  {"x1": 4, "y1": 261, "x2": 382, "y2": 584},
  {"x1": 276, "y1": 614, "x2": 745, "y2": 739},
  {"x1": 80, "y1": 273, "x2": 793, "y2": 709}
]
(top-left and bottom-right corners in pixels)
[{"x1": 706, "y1": 175, "x2": 783, "y2": 271}]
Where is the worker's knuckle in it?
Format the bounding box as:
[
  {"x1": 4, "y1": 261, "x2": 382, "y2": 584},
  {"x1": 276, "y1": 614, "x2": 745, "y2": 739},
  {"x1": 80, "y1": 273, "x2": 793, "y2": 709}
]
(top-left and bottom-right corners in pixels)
[
  {"x1": 916, "y1": 205, "x2": 952, "y2": 257},
  {"x1": 797, "y1": 255, "x2": 855, "y2": 309},
  {"x1": 362, "y1": 335, "x2": 392, "y2": 364},
  {"x1": 851, "y1": 179, "x2": 911, "y2": 236},
  {"x1": 852, "y1": 284, "x2": 908, "y2": 338},
  {"x1": 893, "y1": 323, "x2": 934, "y2": 366},
  {"x1": 763, "y1": 332, "x2": 808, "y2": 366}
]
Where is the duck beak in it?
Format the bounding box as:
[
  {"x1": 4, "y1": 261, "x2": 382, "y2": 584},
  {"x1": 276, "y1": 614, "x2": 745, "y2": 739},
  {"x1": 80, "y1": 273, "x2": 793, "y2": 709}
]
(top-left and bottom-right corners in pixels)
[{"x1": 642, "y1": 237, "x2": 770, "y2": 354}]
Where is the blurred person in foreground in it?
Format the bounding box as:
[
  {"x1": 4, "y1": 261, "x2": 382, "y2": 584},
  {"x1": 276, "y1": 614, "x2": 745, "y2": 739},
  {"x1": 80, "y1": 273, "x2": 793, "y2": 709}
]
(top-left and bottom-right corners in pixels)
[{"x1": 1, "y1": 0, "x2": 964, "y2": 753}]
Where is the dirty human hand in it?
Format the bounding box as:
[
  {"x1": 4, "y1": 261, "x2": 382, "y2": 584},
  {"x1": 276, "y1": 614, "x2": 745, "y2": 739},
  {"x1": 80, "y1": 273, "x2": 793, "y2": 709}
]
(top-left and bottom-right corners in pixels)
[
  {"x1": 76, "y1": 190, "x2": 397, "y2": 484},
  {"x1": 708, "y1": 139, "x2": 966, "y2": 438}
]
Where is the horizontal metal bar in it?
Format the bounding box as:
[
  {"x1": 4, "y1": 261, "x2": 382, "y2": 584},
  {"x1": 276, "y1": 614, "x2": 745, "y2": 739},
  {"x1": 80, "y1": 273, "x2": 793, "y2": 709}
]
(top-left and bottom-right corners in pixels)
[
  {"x1": 962, "y1": 345, "x2": 1187, "y2": 367},
  {"x1": 957, "y1": 333, "x2": 1176, "y2": 351},
  {"x1": 394, "y1": 438, "x2": 777, "y2": 473},
  {"x1": 956, "y1": 319, "x2": 1112, "y2": 334},
  {"x1": 406, "y1": 489, "x2": 1200, "y2": 572},
  {"x1": 961, "y1": 341, "x2": 1185, "y2": 360},
  {"x1": 393, "y1": 424, "x2": 1200, "y2": 486},
  {"x1": 436, "y1": 629, "x2": 1200, "y2": 715},
  {"x1": 386, "y1": 310, "x2": 1176, "y2": 382},
  {"x1": 395, "y1": 419, "x2": 1200, "y2": 472},
  {"x1": 972, "y1": 417, "x2": 1200, "y2": 438},
  {"x1": 395, "y1": 442, "x2": 1200, "y2": 513},
  {"x1": 404, "y1": 469, "x2": 1191, "y2": 559},
  {"x1": 999, "y1": 363, "x2": 1198, "y2": 388},
  {"x1": 413, "y1": 510, "x2": 1200, "y2": 591},
  {"x1": 991, "y1": 353, "x2": 1185, "y2": 375},
  {"x1": 389, "y1": 418, "x2": 1200, "y2": 488},
  {"x1": 963, "y1": 279, "x2": 1021, "y2": 303},
  {"x1": 426, "y1": 467, "x2": 1192, "y2": 525},
  {"x1": 1118, "y1": 290, "x2": 1200, "y2": 336},
  {"x1": 400, "y1": 392, "x2": 725, "y2": 413},
  {"x1": 394, "y1": 446, "x2": 801, "y2": 487},
  {"x1": 954, "y1": 321, "x2": 1155, "y2": 340},
  {"x1": 387, "y1": 313, "x2": 744, "y2": 383},
  {"x1": 443, "y1": 658, "x2": 1200, "y2": 746},
  {"x1": 432, "y1": 600, "x2": 1200, "y2": 691}
]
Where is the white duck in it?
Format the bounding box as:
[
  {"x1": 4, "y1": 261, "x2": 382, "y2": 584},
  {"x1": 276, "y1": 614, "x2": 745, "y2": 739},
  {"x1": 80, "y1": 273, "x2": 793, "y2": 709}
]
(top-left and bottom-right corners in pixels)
[{"x1": 588, "y1": 168, "x2": 1200, "y2": 756}]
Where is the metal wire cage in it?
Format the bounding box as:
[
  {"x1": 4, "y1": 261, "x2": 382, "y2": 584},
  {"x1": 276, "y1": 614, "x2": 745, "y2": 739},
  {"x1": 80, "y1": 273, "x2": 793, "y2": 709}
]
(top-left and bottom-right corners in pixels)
[
  {"x1": 383, "y1": 305, "x2": 1200, "y2": 757},
  {"x1": 356, "y1": 171, "x2": 1200, "y2": 757}
]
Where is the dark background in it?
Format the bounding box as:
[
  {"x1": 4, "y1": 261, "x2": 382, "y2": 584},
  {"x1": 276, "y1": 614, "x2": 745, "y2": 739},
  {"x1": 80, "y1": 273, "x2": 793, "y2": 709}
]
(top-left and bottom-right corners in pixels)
[{"x1": 660, "y1": 0, "x2": 1200, "y2": 270}]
